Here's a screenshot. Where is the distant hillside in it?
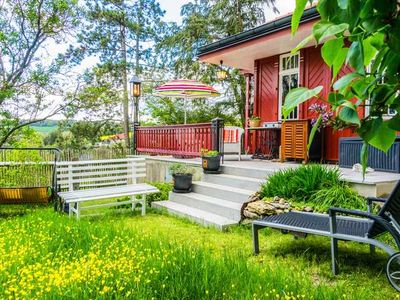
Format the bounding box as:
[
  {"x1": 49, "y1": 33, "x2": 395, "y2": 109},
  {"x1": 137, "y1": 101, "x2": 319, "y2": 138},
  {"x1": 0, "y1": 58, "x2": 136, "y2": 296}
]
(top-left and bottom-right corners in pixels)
[
  {"x1": 29, "y1": 120, "x2": 61, "y2": 134},
  {"x1": 30, "y1": 124, "x2": 58, "y2": 134}
]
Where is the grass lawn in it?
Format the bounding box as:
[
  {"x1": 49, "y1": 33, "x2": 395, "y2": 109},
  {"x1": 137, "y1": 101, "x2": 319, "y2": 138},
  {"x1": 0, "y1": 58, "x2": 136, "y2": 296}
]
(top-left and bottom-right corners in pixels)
[{"x1": 0, "y1": 206, "x2": 399, "y2": 299}]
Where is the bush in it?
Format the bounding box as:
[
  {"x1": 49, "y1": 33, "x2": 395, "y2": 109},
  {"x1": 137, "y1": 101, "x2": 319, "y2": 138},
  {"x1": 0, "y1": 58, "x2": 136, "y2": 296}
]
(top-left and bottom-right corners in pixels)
[
  {"x1": 145, "y1": 182, "x2": 173, "y2": 206},
  {"x1": 260, "y1": 164, "x2": 364, "y2": 212},
  {"x1": 309, "y1": 184, "x2": 366, "y2": 211},
  {"x1": 261, "y1": 164, "x2": 341, "y2": 201},
  {"x1": 168, "y1": 163, "x2": 196, "y2": 175}
]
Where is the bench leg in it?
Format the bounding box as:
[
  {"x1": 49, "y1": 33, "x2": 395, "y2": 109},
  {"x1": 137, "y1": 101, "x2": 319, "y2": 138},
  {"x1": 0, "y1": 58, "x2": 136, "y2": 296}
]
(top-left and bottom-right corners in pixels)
[
  {"x1": 69, "y1": 203, "x2": 73, "y2": 218},
  {"x1": 252, "y1": 224, "x2": 261, "y2": 255},
  {"x1": 141, "y1": 195, "x2": 146, "y2": 216},
  {"x1": 76, "y1": 202, "x2": 80, "y2": 219},
  {"x1": 331, "y1": 237, "x2": 339, "y2": 275},
  {"x1": 131, "y1": 196, "x2": 136, "y2": 211}
]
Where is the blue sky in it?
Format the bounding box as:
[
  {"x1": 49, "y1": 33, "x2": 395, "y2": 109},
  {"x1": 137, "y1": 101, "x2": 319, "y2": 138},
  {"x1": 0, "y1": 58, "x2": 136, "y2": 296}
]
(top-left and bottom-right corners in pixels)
[{"x1": 159, "y1": 0, "x2": 295, "y2": 23}]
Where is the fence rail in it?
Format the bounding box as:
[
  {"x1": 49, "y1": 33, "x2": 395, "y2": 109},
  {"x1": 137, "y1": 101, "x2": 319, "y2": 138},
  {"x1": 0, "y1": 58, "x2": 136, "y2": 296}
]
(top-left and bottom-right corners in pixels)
[{"x1": 135, "y1": 123, "x2": 214, "y2": 157}]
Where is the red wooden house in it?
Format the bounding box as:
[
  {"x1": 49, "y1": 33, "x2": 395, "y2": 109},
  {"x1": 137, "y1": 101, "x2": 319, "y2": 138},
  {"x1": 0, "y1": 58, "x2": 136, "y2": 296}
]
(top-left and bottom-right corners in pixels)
[{"x1": 198, "y1": 7, "x2": 359, "y2": 162}]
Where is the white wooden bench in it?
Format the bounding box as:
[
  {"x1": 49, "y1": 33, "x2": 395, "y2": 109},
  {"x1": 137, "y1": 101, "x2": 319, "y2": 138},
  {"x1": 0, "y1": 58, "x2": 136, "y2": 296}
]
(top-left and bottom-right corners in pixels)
[{"x1": 56, "y1": 157, "x2": 158, "y2": 218}]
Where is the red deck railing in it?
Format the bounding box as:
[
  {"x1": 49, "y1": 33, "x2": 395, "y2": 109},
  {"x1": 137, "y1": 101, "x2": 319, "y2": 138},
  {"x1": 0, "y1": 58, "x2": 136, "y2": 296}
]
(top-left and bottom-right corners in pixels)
[{"x1": 135, "y1": 123, "x2": 213, "y2": 157}]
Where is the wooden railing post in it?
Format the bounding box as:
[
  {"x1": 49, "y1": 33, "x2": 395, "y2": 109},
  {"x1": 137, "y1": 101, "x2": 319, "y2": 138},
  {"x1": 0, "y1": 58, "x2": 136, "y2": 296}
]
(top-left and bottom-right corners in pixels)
[{"x1": 211, "y1": 118, "x2": 224, "y2": 155}]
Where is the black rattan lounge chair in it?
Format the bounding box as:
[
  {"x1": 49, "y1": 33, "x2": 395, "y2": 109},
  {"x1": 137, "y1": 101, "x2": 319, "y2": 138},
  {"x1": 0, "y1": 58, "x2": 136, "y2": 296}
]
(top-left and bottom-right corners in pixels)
[{"x1": 252, "y1": 181, "x2": 400, "y2": 291}]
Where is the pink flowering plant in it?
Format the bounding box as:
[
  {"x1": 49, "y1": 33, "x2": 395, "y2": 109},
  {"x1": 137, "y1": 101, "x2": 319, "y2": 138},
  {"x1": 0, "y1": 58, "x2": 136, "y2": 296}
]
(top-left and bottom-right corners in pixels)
[{"x1": 308, "y1": 103, "x2": 334, "y2": 128}]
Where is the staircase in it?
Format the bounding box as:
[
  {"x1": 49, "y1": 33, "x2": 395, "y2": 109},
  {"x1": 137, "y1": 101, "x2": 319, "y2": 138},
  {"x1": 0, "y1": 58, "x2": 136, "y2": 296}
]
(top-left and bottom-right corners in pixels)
[{"x1": 153, "y1": 165, "x2": 271, "y2": 230}]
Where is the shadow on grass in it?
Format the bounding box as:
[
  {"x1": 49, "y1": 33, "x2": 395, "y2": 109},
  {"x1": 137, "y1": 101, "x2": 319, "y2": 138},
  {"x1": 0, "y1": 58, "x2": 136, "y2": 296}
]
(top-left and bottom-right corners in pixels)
[
  {"x1": 263, "y1": 231, "x2": 388, "y2": 275},
  {"x1": 0, "y1": 204, "x2": 47, "y2": 218}
]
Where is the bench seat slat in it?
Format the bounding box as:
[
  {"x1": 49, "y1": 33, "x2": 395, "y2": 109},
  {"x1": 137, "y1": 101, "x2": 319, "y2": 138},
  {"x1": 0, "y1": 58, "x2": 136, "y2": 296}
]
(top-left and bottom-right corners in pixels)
[{"x1": 59, "y1": 183, "x2": 158, "y2": 203}]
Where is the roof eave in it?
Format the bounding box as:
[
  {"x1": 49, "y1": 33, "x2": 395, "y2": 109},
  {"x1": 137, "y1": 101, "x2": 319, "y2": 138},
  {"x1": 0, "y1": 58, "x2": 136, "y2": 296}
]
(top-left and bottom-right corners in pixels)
[{"x1": 198, "y1": 7, "x2": 319, "y2": 57}]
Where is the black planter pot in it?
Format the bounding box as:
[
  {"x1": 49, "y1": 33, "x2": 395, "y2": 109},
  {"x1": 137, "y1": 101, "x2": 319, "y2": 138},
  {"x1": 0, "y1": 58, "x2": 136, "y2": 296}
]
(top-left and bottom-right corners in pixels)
[
  {"x1": 202, "y1": 155, "x2": 221, "y2": 174},
  {"x1": 172, "y1": 173, "x2": 193, "y2": 193}
]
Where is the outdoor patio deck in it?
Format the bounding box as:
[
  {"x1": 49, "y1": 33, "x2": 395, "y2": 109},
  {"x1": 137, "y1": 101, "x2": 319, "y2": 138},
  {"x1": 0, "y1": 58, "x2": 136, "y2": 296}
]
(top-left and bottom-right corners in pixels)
[{"x1": 145, "y1": 155, "x2": 400, "y2": 198}]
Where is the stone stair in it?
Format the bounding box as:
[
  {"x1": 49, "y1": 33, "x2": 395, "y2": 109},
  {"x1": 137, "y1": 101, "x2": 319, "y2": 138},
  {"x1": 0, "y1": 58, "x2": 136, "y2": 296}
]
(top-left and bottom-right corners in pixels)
[{"x1": 153, "y1": 164, "x2": 267, "y2": 230}]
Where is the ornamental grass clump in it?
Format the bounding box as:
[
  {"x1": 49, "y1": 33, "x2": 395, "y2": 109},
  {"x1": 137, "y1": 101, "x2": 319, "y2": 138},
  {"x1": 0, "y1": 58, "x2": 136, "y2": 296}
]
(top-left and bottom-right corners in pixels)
[{"x1": 260, "y1": 164, "x2": 365, "y2": 211}]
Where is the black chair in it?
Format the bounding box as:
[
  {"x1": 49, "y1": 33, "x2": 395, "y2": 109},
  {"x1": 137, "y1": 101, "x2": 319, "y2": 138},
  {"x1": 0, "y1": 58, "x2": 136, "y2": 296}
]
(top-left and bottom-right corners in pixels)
[{"x1": 252, "y1": 181, "x2": 400, "y2": 291}]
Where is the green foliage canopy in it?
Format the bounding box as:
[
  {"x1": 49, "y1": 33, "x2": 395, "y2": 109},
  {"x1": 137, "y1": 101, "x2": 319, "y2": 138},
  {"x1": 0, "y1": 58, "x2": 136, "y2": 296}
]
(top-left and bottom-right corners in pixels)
[{"x1": 285, "y1": 0, "x2": 400, "y2": 174}]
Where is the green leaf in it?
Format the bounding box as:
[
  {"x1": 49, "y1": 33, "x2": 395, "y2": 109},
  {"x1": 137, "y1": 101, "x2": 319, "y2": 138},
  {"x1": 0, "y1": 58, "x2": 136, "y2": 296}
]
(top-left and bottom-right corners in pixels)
[
  {"x1": 307, "y1": 115, "x2": 322, "y2": 152},
  {"x1": 347, "y1": 41, "x2": 365, "y2": 74},
  {"x1": 337, "y1": 0, "x2": 348, "y2": 9},
  {"x1": 333, "y1": 73, "x2": 361, "y2": 91},
  {"x1": 313, "y1": 21, "x2": 349, "y2": 43},
  {"x1": 282, "y1": 86, "x2": 323, "y2": 119},
  {"x1": 291, "y1": 34, "x2": 314, "y2": 54},
  {"x1": 387, "y1": 115, "x2": 400, "y2": 131},
  {"x1": 369, "y1": 121, "x2": 396, "y2": 152},
  {"x1": 291, "y1": 0, "x2": 308, "y2": 35},
  {"x1": 328, "y1": 92, "x2": 345, "y2": 107},
  {"x1": 363, "y1": 36, "x2": 378, "y2": 66},
  {"x1": 321, "y1": 38, "x2": 348, "y2": 79},
  {"x1": 358, "y1": 117, "x2": 383, "y2": 142},
  {"x1": 339, "y1": 106, "x2": 360, "y2": 126}
]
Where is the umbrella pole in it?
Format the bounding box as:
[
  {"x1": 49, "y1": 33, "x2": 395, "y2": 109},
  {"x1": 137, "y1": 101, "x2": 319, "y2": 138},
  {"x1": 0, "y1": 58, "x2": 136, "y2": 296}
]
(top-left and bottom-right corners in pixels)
[{"x1": 184, "y1": 97, "x2": 187, "y2": 124}]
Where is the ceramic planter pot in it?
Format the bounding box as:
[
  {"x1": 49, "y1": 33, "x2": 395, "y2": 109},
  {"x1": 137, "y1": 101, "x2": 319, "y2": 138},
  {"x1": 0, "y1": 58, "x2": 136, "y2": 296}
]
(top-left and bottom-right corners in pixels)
[
  {"x1": 249, "y1": 119, "x2": 261, "y2": 128},
  {"x1": 202, "y1": 155, "x2": 221, "y2": 173},
  {"x1": 172, "y1": 173, "x2": 193, "y2": 193}
]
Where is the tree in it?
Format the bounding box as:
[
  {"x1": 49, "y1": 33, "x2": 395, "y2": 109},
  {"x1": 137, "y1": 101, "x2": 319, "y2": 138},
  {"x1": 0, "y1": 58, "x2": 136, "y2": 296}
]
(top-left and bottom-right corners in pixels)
[
  {"x1": 156, "y1": 0, "x2": 277, "y2": 126},
  {"x1": 0, "y1": 0, "x2": 79, "y2": 146},
  {"x1": 44, "y1": 120, "x2": 123, "y2": 149},
  {"x1": 285, "y1": 0, "x2": 400, "y2": 174},
  {"x1": 69, "y1": 0, "x2": 165, "y2": 149}
]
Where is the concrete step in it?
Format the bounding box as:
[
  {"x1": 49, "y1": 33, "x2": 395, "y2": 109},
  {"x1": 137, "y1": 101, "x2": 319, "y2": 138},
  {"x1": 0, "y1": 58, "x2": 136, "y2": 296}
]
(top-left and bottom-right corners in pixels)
[
  {"x1": 202, "y1": 173, "x2": 263, "y2": 191},
  {"x1": 152, "y1": 201, "x2": 237, "y2": 231},
  {"x1": 170, "y1": 192, "x2": 242, "y2": 221},
  {"x1": 191, "y1": 181, "x2": 252, "y2": 204},
  {"x1": 221, "y1": 165, "x2": 273, "y2": 179}
]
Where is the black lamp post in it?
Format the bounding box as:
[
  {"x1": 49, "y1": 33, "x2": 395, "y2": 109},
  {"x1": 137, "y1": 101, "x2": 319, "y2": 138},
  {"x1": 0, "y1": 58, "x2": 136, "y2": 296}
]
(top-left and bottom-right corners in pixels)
[
  {"x1": 129, "y1": 75, "x2": 142, "y2": 124},
  {"x1": 129, "y1": 75, "x2": 142, "y2": 154}
]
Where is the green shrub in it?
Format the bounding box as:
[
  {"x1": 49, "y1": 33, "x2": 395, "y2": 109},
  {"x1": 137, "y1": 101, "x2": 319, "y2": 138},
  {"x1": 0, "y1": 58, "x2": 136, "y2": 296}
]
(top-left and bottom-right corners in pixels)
[
  {"x1": 168, "y1": 163, "x2": 196, "y2": 175},
  {"x1": 145, "y1": 182, "x2": 173, "y2": 206},
  {"x1": 309, "y1": 184, "x2": 366, "y2": 211},
  {"x1": 260, "y1": 164, "x2": 364, "y2": 212},
  {"x1": 261, "y1": 164, "x2": 341, "y2": 201}
]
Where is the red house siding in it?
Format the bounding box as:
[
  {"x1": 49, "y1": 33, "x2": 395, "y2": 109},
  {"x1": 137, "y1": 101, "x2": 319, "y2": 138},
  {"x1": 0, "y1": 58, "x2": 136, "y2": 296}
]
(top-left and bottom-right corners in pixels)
[
  {"x1": 255, "y1": 56, "x2": 279, "y2": 122},
  {"x1": 252, "y1": 45, "x2": 365, "y2": 161},
  {"x1": 301, "y1": 46, "x2": 331, "y2": 120}
]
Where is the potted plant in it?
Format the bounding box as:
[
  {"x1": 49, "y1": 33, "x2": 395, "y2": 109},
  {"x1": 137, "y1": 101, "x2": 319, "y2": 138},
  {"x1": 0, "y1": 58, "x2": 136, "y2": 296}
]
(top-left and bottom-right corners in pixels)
[
  {"x1": 201, "y1": 149, "x2": 221, "y2": 174},
  {"x1": 249, "y1": 116, "x2": 261, "y2": 128},
  {"x1": 169, "y1": 163, "x2": 195, "y2": 193}
]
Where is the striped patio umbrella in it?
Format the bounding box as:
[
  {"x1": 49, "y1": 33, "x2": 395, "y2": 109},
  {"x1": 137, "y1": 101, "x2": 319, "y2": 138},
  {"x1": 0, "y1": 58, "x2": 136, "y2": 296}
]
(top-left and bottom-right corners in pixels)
[{"x1": 154, "y1": 79, "x2": 220, "y2": 124}]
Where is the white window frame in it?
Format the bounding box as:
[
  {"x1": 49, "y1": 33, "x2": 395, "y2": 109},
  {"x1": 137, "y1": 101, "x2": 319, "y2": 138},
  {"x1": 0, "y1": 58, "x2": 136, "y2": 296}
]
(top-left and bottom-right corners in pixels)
[{"x1": 278, "y1": 52, "x2": 300, "y2": 120}]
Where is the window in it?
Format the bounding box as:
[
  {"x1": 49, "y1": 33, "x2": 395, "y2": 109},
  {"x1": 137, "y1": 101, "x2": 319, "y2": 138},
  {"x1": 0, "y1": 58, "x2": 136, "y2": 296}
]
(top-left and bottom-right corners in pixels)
[{"x1": 279, "y1": 53, "x2": 300, "y2": 120}]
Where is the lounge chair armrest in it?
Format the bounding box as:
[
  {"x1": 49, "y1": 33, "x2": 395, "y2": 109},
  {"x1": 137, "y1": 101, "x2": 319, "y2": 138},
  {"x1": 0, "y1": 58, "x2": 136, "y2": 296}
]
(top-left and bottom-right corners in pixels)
[
  {"x1": 329, "y1": 207, "x2": 400, "y2": 247},
  {"x1": 366, "y1": 197, "x2": 387, "y2": 204},
  {"x1": 329, "y1": 207, "x2": 373, "y2": 219}
]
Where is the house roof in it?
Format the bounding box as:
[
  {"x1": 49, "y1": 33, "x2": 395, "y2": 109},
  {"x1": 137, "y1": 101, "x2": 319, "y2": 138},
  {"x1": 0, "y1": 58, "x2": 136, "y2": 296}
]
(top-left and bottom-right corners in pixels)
[{"x1": 198, "y1": 7, "x2": 319, "y2": 74}]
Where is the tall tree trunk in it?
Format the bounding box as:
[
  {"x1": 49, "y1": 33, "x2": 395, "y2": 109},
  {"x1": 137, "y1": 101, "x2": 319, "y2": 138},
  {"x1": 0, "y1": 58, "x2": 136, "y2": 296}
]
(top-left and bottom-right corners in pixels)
[{"x1": 120, "y1": 21, "x2": 130, "y2": 150}]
